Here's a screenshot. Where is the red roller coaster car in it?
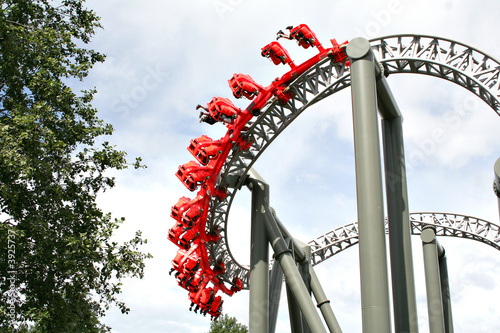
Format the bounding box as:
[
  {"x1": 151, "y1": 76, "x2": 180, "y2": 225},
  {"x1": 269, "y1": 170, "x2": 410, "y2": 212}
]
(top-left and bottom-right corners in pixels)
[
  {"x1": 228, "y1": 73, "x2": 263, "y2": 99},
  {"x1": 172, "y1": 23, "x2": 350, "y2": 321},
  {"x1": 188, "y1": 135, "x2": 223, "y2": 165},
  {"x1": 197, "y1": 97, "x2": 241, "y2": 125},
  {"x1": 176, "y1": 161, "x2": 212, "y2": 191},
  {"x1": 261, "y1": 41, "x2": 295, "y2": 68}
]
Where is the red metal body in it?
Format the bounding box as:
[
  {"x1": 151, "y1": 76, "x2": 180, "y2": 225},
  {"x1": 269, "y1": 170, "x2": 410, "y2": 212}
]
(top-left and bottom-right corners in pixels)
[
  {"x1": 168, "y1": 223, "x2": 185, "y2": 244},
  {"x1": 182, "y1": 201, "x2": 203, "y2": 227},
  {"x1": 168, "y1": 223, "x2": 199, "y2": 249},
  {"x1": 172, "y1": 24, "x2": 349, "y2": 320},
  {"x1": 172, "y1": 248, "x2": 188, "y2": 271},
  {"x1": 234, "y1": 134, "x2": 253, "y2": 150},
  {"x1": 273, "y1": 84, "x2": 294, "y2": 104},
  {"x1": 231, "y1": 278, "x2": 243, "y2": 293},
  {"x1": 184, "y1": 270, "x2": 205, "y2": 293},
  {"x1": 261, "y1": 41, "x2": 296, "y2": 68},
  {"x1": 277, "y1": 24, "x2": 325, "y2": 51},
  {"x1": 198, "y1": 97, "x2": 241, "y2": 125},
  {"x1": 183, "y1": 256, "x2": 201, "y2": 276},
  {"x1": 171, "y1": 196, "x2": 191, "y2": 221},
  {"x1": 188, "y1": 135, "x2": 223, "y2": 165},
  {"x1": 178, "y1": 227, "x2": 200, "y2": 250},
  {"x1": 171, "y1": 196, "x2": 204, "y2": 227},
  {"x1": 212, "y1": 261, "x2": 225, "y2": 275},
  {"x1": 176, "y1": 161, "x2": 212, "y2": 191},
  {"x1": 206, "y1": 296, "x2": 223, "y2": 318},
  {"x1": 171, "y1": 245, "x2": 201, "y2": 276},
  {"x1": 206, "y1": 227, "x2": 220, "y2": 243},
  {"x1": 330, "y1": 39, "x2": 349, "y2": 63},
  {"x1": 228, "y1": 73, "x2": 263, "y2": 99}
]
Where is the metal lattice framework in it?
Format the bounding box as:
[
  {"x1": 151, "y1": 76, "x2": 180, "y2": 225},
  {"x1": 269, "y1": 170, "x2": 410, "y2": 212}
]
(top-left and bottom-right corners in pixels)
[
  {"x1": 309, "y1": 212, "x2": 500, "y2": 266},
  {"x1": 206, "y1": 34, "x2": 500, "y2": 289}
]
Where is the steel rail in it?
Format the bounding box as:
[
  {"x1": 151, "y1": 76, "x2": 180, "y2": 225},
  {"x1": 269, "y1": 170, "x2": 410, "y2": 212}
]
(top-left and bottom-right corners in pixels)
[{"x1": 206, "y1": 34, "x2": 500, "y2": 289}]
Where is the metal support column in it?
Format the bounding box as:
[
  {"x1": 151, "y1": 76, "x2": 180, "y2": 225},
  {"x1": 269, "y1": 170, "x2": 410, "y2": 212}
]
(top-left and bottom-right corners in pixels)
[
  {"x1": 246, "y1": 170, "x2": 327, "y2": 333},
  {"x1": 347, "y1": 37, "x2": 392, "y2": 333},
  {"x1": 420, "y1": 228, "x2": 445, "y2": 333},
  {"x1": 309, "y1": 265, "x2": 343, "y2": 333},
  {"x1": 264, "y1": 212, "x2": 327, "y2": 333},
  {"x1": 273, "y1": 170, "x2": 342, "y2": 333},
  {"x1": 296, "y1": 239, "x2": 312, "y2": 333},
  {"x1": 494, "y1": 157, "x2": 500, "y2": 221},
  {"x1": 274, "y1": 213, "x2": 310, "y2": 333},
  {"x1": 248, "y1": 169, "x2": 270, "y2": 333},
  {"x1": 269, "y1": 260, "x2": 284, "y2": 333},
  {"x1": 284, "y1": 238, "x2": 309, "y2": 333},
  {"x1": 438, "y1": 250, "x2": 453, "y2": 333},
  {"x1": 377, "y1": 75, "x2": 419, "y2": 332},
  {"x1": 295, "y1": 237, "x2": 343, "y2": 333},
  {"x1": 287, "y1": 284, "x2": 306, "y2": 333}
]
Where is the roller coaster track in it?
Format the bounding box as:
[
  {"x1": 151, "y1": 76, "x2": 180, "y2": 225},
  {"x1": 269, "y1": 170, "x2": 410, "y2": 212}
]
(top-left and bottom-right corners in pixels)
[
  {"x1": 169, "y1": 31, "x2": 500, "y2": 316},
  {"x1": 309, "y1": 212, "x2": 500, "y2": 266}
]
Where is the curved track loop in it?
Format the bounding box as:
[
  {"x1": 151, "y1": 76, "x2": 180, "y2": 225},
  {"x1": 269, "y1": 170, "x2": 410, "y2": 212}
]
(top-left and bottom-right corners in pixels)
[
  {"x1": 372, "y1": 34, "x2": 500, "y2": 116},
  {"x1": 210, "y1": 34, "x2": 500, "y2": 289},
  {"x1": 170, "y1": 31, "x2": 500, "y2": 312},
  {"x1": 309, "y1": 212, "x2": 500, "y2": 266}
]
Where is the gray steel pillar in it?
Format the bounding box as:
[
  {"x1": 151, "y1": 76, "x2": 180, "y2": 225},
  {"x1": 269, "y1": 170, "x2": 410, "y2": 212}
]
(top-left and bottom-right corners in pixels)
[
  {"x1": 264, "y1": 210, "x2": 327, "y2": 333},
  {"x1": 494, "y1": 157, "x2": 500, "y2": 220},
  {"x1": 273, "y1": 213, "x2": 307, "y2": 263},
  {"x1": 309, "y1": 265, "x2": 343, "y2": 333},
  {"x1": 246, "y1": 170, "x2": 327, "y2": 333},
  {"x1": 420, "y1": 228, "x2": 445, "y2": 333},
  {"x1": 378, "y1": 76, "x2": 419, "y2": 333},
  {"x1": 273, "y1": 214, "x2": 310, "y2": 333},
  {"x1": 269, "y1": 260, "x2": 284, "y2": 333},
  {"x1": 347, "y1": 37, "x2": 392, "y2": 333},
  {"x1": 438, "y1": 250, "x2": 453, "y2": 333},
  {"x1": 287, "y1": 284, "x2": 305, "y2": 333},
  {"x1": 284, "y1": 237, "x2": 310, "y2": 333},
  {"x1": 248, "y1": 169, "x2": 270, "y2": 333},
  {"x1": 296, "y1": 238, "x2": 343, "y2": 333},
  {"x1": 297, "y1": 239, "x2": 312, "y2": 333}
]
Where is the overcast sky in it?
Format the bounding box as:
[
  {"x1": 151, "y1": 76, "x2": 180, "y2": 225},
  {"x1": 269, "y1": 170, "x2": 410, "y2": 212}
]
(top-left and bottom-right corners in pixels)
[{"x1": 77, "y1": 1, "x2": 500, "y2": 332}]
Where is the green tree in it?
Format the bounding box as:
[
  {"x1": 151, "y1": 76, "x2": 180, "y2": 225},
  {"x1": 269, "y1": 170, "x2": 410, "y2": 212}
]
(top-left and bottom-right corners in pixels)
[
  {"x1": 0, "y1": 0, "x2": 151, "y2": 331},
  {"x1": 208, "y1": 314, "x2": 249, "y2": 333}
]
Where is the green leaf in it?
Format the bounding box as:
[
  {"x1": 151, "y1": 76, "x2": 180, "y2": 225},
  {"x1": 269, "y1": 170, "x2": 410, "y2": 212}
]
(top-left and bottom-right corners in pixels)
[{"x1": 0, "y1": 1, "x2": 149, "y2": 331}]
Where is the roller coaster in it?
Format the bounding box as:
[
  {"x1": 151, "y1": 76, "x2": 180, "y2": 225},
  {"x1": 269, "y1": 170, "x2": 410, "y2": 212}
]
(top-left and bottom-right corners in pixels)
[{"x1": 168, "y1": 24, "x2": 500, "y2": 332}]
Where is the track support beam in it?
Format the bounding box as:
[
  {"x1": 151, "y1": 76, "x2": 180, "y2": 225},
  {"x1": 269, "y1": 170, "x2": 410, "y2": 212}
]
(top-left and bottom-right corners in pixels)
[
  {"x1": 378, "y1": 75, "x2": 419, "y2": 332},
  {"x1": 276, "y1": 214, "x2": 343, "y2": 333},
  {"x1": 264, "y1": 208, "x2": 326, "y2": 333},
  {"x1": 269, "y1": 258, "x2": 284, "y2": 333},
  {"x1": 494, "y1": 157, "x2": 500, "y2": 221},
  {"x1": 421, "y1": 228, "x2": 450, "y2": 333},
  {"x1": 309, "y1": 264, "x2": 343, "y2": 333},
  {"x1": 245, "y1": 169, "x2": 327, "y2": 333},
  {"x1": 347, "y1": 37, "x2": 392, "y2": 333},
  {"x1": 248, "y1": 168, "x2": 270, "y2": 333},
  {"x1": 438, "y1": 249, "x2": 454, "y2": 333}
]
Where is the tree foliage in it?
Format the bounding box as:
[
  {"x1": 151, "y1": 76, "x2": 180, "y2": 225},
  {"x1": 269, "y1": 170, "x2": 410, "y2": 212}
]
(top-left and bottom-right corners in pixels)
[
  {"x1": 0, "y1": 0, "x2": 150, "y2": 331},
  {"x1": 208, "y1": 314, "x2": 248, "y2": 333}
]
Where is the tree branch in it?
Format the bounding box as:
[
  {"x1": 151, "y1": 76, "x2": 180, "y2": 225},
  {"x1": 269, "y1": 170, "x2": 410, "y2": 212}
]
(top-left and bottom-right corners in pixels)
[{"x1": 4, "y1": 19, "x2": 31, "y2": 29}]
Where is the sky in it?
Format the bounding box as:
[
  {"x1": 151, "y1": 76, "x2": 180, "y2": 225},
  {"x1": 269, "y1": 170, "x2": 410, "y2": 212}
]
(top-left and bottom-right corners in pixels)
[{"x1": 74, "y1": 0, "x2": 500, "y2": 332}]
